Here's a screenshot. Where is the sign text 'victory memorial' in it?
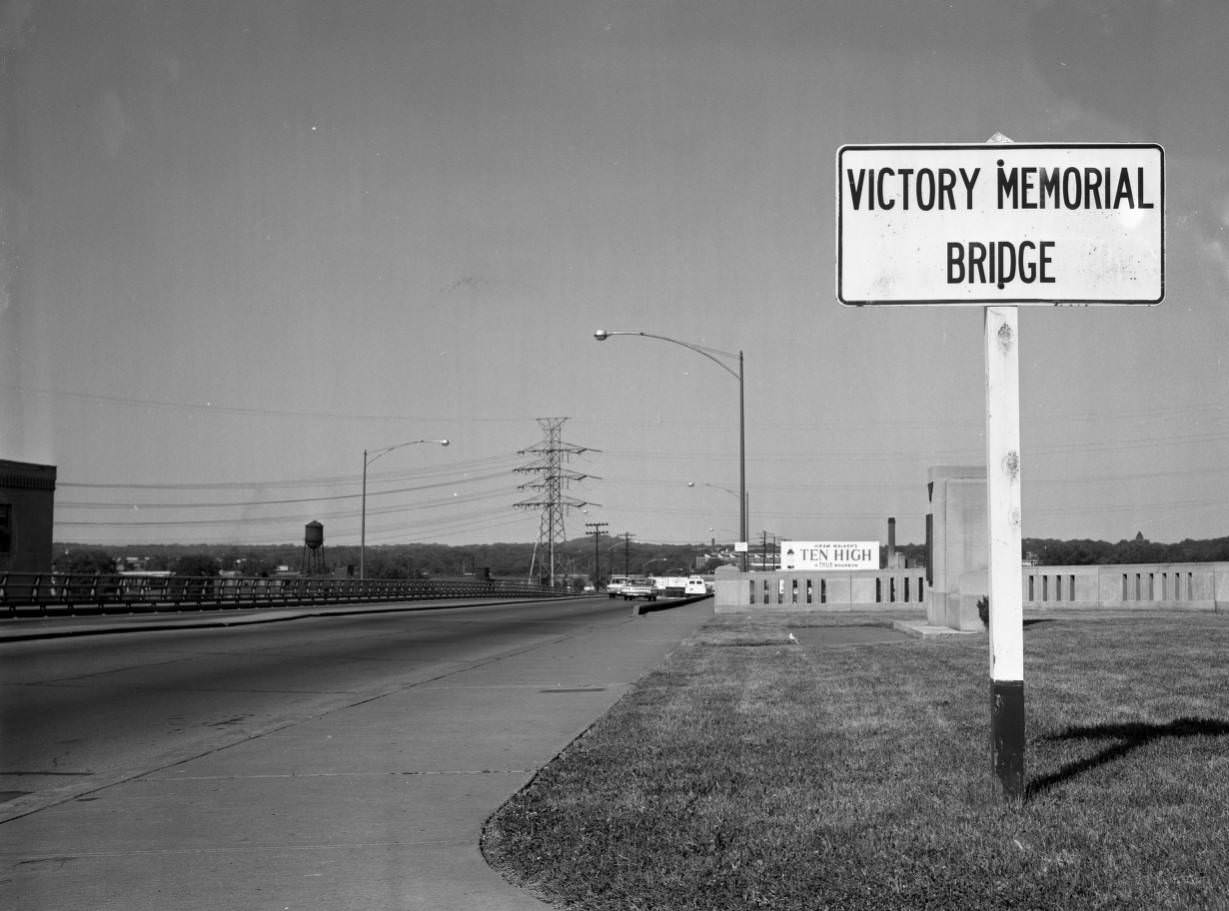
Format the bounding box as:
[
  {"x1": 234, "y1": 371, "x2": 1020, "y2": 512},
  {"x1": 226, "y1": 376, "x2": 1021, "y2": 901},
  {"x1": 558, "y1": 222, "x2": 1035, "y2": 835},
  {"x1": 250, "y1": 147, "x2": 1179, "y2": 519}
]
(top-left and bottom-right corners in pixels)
[{"x1": 836, "y1": 143, "x2": 1164, "y2": 306}]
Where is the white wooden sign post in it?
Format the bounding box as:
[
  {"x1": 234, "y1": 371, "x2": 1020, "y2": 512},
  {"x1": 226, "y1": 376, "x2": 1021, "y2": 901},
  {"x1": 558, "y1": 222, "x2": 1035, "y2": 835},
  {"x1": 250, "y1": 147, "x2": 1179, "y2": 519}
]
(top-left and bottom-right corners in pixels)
[
  {"x1": 984, "y1": 302, "x2": 1025, "y2": 797},
  {"x1": 836, "y1": 136, "x2": 1164, "y2": 801}
]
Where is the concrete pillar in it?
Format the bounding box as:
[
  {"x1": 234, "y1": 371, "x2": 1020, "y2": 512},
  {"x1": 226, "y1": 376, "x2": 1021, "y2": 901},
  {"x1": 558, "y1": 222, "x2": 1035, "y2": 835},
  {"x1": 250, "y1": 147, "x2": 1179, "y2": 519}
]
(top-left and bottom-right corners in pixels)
[{"x1": 926, "y1": 466, "x2": 987, "y2": 631}]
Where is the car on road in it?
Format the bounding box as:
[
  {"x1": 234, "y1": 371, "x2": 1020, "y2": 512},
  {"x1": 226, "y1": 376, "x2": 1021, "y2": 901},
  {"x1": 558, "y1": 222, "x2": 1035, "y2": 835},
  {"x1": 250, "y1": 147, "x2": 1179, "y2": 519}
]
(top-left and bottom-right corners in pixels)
[
  {"x1": 605, "y1": 575, "x2": 629, "y2": 598},
  {"x1": 620, "y1": 578, "x2": 658, "y2": 601}
]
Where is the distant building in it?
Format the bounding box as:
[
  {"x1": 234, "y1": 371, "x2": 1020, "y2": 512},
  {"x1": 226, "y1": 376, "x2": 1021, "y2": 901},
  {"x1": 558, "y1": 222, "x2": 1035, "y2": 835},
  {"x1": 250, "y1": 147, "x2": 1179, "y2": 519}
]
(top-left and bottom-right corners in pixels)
[{"x1": 0, "y1": 459, "x2": 57, "y2": 574}]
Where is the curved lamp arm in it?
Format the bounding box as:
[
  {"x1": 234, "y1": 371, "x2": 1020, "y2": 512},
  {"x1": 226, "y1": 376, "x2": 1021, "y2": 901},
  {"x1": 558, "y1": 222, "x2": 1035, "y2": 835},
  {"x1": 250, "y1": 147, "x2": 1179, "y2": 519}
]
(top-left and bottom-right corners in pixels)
[
  {"x1": 361, "y1": 439, "x2": 450, "y2": 580},
  {"x1": 593, "y1": 329, "x2": 740, "y2": 380},
  {"x1": 365, "y1": 438, "x2": 449, "y2": 467}
]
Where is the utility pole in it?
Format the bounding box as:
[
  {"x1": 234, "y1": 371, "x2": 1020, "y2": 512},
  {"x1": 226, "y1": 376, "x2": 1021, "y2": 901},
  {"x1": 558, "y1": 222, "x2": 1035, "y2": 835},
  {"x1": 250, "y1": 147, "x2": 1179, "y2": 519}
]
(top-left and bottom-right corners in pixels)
[
  {"x1": 514, "y1": 417, "x2": 599, "y2": 588},
  {"x1": 622, "y1": 532, "x2": 633, "y2": 576},
  {"x1": 585, "y1": 521, "x2": 608, "y2": 587}
]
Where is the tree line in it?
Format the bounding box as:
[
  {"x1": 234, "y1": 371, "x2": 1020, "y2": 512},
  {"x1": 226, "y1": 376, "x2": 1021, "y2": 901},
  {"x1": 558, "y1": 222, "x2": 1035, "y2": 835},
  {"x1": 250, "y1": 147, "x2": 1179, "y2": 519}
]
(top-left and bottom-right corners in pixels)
[
  {"x1": 1024, "y1": 533, "x2": 1229, "y2": 566},
  {"x1": 51, "y1": 533, "x2": 1229, "y2": 580},
  {"x1": 51, "y1": 538, "x2": 718, "y2": 581}
]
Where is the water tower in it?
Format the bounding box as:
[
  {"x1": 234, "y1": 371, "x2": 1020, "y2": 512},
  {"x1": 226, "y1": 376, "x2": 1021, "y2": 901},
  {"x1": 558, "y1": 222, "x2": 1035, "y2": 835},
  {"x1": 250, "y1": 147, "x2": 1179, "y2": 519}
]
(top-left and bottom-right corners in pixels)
[{"x1": 302, "y1": 521, "x2": 326, "y2": 575}]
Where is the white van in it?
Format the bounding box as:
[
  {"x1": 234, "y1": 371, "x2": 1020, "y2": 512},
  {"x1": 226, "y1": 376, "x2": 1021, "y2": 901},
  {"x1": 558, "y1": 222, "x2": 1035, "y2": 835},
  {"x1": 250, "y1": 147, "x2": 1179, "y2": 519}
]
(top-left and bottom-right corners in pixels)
[{"x1": 685, "y1": 576, "x2": 710, "y2": 596}]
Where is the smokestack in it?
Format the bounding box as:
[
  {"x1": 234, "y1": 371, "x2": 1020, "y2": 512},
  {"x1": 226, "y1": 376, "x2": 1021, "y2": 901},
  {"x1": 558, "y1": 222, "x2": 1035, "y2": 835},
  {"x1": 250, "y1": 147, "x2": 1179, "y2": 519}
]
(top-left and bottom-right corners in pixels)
[{"x1": 887, "y1": 517, "x2": 897, "y2": 566}]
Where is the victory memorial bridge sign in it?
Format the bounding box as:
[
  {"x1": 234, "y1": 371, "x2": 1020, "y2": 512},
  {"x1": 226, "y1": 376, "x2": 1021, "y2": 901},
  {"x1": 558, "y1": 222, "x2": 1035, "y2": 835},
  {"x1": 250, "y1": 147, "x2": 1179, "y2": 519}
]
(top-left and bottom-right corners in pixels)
[{"x1": 836, "y1": 143, "x2": 1164, "y2": 306}]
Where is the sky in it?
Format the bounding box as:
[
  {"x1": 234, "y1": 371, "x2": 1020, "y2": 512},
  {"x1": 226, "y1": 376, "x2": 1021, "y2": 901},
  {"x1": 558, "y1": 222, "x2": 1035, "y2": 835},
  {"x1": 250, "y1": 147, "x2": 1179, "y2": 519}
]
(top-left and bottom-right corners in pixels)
[{"x1": 2, "y1": 0, "x2": 1227, "y2": 551}]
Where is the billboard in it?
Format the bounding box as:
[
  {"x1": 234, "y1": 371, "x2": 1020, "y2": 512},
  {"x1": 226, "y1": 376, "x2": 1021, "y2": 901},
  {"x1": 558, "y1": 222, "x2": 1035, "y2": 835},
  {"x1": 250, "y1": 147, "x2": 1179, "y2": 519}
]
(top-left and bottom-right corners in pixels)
[{"x1": 780, "y1": 541, "x2": 879, "y2": 571}]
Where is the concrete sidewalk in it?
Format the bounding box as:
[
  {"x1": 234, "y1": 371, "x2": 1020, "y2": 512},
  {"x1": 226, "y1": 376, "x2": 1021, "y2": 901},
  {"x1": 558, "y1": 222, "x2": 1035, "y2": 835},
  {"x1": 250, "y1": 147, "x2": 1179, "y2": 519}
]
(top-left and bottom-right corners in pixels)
[{"x1": 2, "y1": 599, "x2": 715, "y2": 910}]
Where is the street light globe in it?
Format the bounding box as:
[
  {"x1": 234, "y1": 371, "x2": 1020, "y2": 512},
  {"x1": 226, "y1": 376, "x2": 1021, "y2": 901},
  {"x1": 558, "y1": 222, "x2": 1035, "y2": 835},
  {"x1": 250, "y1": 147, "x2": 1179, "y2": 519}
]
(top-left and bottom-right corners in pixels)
[
  {"x1": 440, "y1": 439, "x2": 450, "y2": 446},
  {"x1": 593, "y1": 329, "x2": 609, "y2": 341}
]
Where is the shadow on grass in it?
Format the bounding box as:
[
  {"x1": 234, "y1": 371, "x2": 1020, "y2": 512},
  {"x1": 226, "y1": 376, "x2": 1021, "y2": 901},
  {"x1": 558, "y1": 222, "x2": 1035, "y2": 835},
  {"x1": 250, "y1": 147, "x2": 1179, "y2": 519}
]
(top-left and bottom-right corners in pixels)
[
  {"x1": 977, "y1": 619, "x2": 1054, "y2": 632},
  {"x1": 1027, "y1": 716, "x2": 1229, "y2": 799}
]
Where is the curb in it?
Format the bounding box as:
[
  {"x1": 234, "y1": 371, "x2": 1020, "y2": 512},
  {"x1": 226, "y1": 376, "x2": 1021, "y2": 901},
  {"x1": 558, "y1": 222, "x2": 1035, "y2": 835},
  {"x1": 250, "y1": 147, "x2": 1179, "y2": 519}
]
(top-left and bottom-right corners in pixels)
[
  {"x1": 632, "y1": 594, "x2": 713, "y2": 616},
  {"x1": 0, "y1": 598, "x2": 563, "y2": 642}
]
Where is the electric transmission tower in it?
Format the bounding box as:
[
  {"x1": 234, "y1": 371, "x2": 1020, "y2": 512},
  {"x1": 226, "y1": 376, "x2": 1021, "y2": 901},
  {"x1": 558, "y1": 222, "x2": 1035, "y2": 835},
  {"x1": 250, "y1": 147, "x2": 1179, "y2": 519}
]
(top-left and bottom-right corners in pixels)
[{"x1": 514, "y1": 417, "x2": 598, "y2": 587}]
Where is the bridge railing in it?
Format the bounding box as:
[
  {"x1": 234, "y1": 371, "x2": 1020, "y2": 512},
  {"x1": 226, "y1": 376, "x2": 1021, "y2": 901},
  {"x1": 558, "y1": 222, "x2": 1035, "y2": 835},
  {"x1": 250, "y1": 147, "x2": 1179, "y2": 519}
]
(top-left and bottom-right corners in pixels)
[
  {"x1": 714, "y1": 567, "x2": 928, "y2": 612},
  {"x1": 0, "y1": 572, "x2": 562, "y2": 618},
  {"x1": 713, "y1": 561, "x2": 1229, "y2": 614}
]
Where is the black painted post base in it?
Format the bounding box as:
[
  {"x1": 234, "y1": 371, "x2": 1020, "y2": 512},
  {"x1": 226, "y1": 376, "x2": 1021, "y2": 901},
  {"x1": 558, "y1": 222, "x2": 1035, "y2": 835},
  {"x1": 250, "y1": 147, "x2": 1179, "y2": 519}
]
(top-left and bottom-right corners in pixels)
[{"x1": 991, "y1": 679, "x2": 1025, "y2": 801}]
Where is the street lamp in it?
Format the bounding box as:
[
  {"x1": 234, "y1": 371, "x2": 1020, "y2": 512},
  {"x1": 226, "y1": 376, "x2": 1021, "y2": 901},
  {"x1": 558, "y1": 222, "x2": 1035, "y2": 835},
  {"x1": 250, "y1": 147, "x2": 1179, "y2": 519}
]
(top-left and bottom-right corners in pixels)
[
  {"x1": 361, "y1": 439, "x2": 450, "y2": 580},
  {"x1": 687, "y1": 481, "x2": 749, "y2": 553},
  {"x1": 643, "y1": 556, "x2": 671, "y2": 576},
  {"x1": 595, "y1": 329, "x2": 747, "y2": 570}
]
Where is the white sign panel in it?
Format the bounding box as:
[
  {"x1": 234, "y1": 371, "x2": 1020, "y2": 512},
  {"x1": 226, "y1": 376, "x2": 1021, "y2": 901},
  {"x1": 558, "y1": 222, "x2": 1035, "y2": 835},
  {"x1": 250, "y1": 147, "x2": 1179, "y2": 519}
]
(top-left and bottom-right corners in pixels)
[
  {"x1": 837, "y1": 143, "x2": 1164, "y2": 305},
  {"x1": 780, "y1": 541, "x2": 879, "y2": 571}
]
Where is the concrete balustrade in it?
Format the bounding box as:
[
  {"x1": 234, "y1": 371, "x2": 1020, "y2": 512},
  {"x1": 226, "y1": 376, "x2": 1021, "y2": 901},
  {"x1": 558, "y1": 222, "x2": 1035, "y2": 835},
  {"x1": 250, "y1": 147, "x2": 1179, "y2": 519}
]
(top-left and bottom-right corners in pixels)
[
  {"x1": 713, "y1": 562, "x2": 1229, "y2": 616},
  {"x1": 1023, "y1": 562, "x2": 1229, "y2": 612},
  {"x1": 714, "y1": 566, "x2": 927, "y2": 613}
]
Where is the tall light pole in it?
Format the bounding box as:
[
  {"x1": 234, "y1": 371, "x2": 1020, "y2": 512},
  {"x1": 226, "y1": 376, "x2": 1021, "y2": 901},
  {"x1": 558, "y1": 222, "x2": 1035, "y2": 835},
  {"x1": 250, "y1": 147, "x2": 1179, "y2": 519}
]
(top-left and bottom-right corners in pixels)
[
  {"x1": 594, "y1": 329, "x2": 747, "y2": 570},
  {"x1": 361, "y1": 439, "x2": 450, "y2": 580}
]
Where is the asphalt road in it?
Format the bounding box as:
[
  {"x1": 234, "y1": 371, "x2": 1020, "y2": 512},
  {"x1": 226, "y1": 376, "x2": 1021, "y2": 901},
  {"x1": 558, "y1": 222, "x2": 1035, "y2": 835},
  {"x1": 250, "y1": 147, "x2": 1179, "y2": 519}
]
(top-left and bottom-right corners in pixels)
[
  {"x1": 1, "y1": 597, "x2": 633, "y2": 818},
  {"x1": 0, "y1": 595, "x2": 714, "y2": 909}
]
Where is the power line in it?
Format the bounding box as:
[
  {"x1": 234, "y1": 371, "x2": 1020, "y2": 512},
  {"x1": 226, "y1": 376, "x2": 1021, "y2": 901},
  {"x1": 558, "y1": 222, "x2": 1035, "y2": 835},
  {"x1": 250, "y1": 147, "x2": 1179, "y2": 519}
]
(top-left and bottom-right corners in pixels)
[
  {"x1": 54, "y1": 488, "x2": 519, "y2": 528},
  {"x1": 57, "y1": 453, "x2": 523, "y2": 491},
  {"x1": 57, "y1": 470, "x2": 515, "y2": 510},
  {"x1": 6, "y1": 383, "x2": 539, "y2": 426}
]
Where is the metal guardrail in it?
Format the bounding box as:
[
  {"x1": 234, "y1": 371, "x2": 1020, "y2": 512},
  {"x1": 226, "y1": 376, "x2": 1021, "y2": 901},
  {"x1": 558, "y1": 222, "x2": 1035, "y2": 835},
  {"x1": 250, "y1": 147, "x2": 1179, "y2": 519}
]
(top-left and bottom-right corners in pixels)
[{"x1": 0, "y1": 572, "x2": 562, "y2": 618}]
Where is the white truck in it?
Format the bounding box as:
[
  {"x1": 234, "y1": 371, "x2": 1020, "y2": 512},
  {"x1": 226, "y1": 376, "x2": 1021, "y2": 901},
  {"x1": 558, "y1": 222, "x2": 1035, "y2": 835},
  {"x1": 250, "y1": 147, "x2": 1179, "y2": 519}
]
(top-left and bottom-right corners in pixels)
[{"x1": 655, "y1": 576, "x2": 712, "y2": 597}]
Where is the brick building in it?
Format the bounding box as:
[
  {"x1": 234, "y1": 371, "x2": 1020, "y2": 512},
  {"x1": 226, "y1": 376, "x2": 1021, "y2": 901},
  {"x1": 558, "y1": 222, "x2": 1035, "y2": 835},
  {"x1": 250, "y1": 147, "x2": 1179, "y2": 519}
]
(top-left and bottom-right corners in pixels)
[{"x1": 0, "y1": 459, "x2": 57, "y2": 574}]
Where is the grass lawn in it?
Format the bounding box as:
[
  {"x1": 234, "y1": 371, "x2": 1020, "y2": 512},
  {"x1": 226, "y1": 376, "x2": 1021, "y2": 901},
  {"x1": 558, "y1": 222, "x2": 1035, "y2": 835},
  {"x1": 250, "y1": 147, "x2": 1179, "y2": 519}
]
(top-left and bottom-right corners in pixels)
[{"x1": 483, "y1": 611, "x2": 1229, "y2": 910}]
